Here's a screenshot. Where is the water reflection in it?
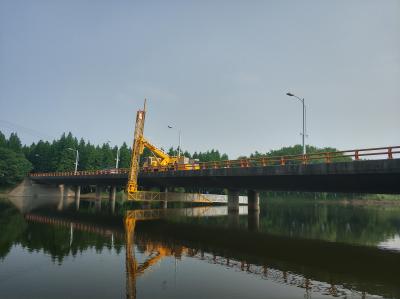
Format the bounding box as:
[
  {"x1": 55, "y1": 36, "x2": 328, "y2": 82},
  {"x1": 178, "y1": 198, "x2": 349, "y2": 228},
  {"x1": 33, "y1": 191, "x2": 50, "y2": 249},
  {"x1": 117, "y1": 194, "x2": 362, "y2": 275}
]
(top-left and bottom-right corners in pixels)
[{"x1": 1, "y1": 196, "x2": 400, "y2": 299}]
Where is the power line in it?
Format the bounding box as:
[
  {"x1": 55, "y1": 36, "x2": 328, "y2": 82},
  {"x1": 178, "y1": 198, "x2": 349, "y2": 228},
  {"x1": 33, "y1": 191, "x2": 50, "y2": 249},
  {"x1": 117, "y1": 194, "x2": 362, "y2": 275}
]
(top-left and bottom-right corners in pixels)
[{"x1": 0, "y1": 119, "x2": 56, "y2": 141}]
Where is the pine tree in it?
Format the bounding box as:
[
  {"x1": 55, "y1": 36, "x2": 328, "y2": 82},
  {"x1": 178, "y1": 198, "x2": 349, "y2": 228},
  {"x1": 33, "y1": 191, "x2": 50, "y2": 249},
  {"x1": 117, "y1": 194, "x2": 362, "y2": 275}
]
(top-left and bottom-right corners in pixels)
[
  {"x1": 7, "y1": 133, "x2": 22, "y2": 152},
  {"x1": 0, "y1": 131, "x2": 7, "y2": 148}
]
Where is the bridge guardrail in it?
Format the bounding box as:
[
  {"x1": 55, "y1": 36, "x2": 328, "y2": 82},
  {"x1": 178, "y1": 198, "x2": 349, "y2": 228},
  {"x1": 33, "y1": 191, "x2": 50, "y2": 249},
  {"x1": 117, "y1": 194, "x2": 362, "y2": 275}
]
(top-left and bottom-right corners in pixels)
[{"x1": 29, "y1": 146, "x2": 400, "y2": 177}]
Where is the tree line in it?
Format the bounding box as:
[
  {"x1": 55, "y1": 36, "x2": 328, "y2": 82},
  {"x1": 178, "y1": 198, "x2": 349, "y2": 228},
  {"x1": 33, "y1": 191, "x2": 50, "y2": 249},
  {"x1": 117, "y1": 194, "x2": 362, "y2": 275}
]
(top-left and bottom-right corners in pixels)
[
  {"x1": 0, "y1": 130, "x2": 349, "y2": 188},
  {"x1": 0, "y1": 131, "x2": 229, "y2": 187}
]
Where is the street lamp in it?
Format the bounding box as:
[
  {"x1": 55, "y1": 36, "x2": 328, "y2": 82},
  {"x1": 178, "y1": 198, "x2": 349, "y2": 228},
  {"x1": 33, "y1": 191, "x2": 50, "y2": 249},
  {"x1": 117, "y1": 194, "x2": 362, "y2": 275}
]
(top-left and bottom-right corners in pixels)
[
  {"x1": 106, "y1": 140, "x2": 120, "y2": 169},
  {"x1": 286, "y1": 92, "x2": 307, "y2": 155},
  {"x1": 115, "y1": 146, "x2": 120, "y2": 169},
  {"x1": 168, "y1": 125, "x2": 182, "y2": 157},
  {"x1": 67, "y1": 148, "x2": 79, "y2": 174}
]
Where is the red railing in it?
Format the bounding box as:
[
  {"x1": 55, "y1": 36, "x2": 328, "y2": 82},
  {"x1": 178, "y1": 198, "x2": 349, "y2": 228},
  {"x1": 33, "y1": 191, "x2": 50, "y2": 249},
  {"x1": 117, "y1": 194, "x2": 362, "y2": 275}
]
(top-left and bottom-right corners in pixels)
[{"x1": 29, "y1": 146, "x2": 400, "y2": 177}]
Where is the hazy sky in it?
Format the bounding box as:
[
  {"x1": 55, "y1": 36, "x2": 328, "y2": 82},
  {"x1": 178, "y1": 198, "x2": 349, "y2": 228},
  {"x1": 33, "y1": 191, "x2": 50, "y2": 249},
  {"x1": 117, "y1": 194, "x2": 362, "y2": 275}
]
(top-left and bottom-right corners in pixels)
[{"x1": 1, "y1": 0, "x2": 399, "y2": 158}]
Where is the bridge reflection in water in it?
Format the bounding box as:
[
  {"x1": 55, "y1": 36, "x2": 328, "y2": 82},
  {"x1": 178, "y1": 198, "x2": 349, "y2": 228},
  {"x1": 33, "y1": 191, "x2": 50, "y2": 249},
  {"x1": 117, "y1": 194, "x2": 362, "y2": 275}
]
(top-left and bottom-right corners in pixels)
[{"x1": 21, "y1": 201, "x2": 400, "y2": 299}]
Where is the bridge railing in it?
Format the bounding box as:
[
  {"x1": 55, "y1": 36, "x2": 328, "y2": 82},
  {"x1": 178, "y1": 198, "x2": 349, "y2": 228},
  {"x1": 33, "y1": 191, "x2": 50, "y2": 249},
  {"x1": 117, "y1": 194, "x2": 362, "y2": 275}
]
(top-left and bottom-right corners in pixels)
[
  {"x1": 29, "y1": 146, "x2": 400, "y2": 177},
  {"x1": 196, "y1": 145, "x2": 400, "y2": 170},
  {"x1": 30, "y1": 168, "x2": 130, "y2": 177}
]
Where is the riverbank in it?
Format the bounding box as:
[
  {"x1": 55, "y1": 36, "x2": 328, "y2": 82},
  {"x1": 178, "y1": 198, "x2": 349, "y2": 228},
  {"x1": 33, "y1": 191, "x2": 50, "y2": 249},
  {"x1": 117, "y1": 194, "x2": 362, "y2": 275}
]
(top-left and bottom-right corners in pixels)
[{"x1": 0, "y1": 186, "x2": 13, "y2": 196}]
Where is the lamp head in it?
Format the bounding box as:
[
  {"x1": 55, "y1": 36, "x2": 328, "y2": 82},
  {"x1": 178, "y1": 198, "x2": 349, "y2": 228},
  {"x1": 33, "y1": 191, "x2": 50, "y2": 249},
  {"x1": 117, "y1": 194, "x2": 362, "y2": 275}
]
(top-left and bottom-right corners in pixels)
[{"x1": 286, "y1": 92, "x2": 294, "y2": 97}]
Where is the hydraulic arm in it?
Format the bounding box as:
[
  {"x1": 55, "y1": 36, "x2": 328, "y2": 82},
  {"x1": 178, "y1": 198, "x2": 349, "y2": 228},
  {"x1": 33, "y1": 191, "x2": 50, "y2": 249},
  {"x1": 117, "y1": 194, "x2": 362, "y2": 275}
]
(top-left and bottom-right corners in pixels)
[
  {"x1": 127, "y1": 101, "x2": 146, "y2": 197},
  {"x1": 141, "y1": 137, "x2": 177, "y2": 166}
]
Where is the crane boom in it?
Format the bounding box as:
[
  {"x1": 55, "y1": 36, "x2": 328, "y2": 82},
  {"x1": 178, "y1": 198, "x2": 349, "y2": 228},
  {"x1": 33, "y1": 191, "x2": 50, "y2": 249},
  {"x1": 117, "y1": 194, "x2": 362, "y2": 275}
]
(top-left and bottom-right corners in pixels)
[
  {"x1": 127, "y1": 101, "x2": 146, "y2": 197},
  {"x1": 141, "y1": 137, "x2": 177, "y2": 166}
]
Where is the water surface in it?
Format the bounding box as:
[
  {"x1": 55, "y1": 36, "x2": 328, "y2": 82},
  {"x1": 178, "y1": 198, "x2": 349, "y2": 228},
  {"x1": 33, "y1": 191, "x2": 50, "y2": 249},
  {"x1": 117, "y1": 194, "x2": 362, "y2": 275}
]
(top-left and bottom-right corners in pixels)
[{"x1": 1, "y1": 196, "x2": 399, "y2": 299}]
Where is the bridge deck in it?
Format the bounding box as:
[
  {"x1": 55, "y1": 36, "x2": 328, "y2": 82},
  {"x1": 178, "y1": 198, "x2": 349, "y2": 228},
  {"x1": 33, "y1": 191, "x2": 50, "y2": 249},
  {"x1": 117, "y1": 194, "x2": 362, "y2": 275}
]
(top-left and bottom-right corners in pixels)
[{"x1": 30, "y1": 158, "x2": 400, "y2": 194}]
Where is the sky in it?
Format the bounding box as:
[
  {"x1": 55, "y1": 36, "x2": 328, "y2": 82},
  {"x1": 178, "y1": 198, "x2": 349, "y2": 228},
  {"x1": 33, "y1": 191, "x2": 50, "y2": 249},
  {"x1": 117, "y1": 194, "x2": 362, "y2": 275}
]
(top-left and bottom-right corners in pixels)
[{"x1": 0, "y1": 0, "x2": 399, "y2": 158}]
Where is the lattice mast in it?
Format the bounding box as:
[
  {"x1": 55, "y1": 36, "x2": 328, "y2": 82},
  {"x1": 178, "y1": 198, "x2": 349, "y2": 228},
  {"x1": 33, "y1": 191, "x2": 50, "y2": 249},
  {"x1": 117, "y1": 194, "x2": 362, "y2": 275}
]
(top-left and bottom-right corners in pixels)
[{"x1": 127, "y1": 99, "x2": 146, "y2": 198}]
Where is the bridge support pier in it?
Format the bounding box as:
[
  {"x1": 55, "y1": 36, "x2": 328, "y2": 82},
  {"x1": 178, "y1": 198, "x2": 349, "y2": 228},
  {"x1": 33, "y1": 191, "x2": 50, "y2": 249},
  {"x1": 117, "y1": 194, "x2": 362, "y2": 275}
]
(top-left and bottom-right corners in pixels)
[
  {"x1": 248, "y1": 210, "x2": 260, "y2": 232},
  {"x1": 58, "y1": 184, "x2": 72, "y2": 210},
  {"x1": 109, "y1": 186, "x2": 117, "y2": 213},
  {"x1": 95, "y1": 185, "x2": 102, "y2": 210},
  {"x1": 75, "y1": 186, "x2": 81, "y2": 210},
  {"x1": 247, "y1": 190, "x2": 260, "y2": 212},
  {"x1": 228, "y1": 210, "x2": 240, "y2": 227},
  {"x1": 228, "y1": 189, "x2": 240, "y2": 212}
]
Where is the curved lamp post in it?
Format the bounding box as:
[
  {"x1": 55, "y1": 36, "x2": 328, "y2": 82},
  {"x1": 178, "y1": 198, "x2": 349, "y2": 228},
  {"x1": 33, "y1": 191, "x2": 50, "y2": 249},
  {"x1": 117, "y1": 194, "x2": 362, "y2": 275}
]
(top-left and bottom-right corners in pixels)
[
  {"x1": 67, "y1": 148, "x2": 79, "y2": 174},
  {"x1": 168, "y1": 125, "x2": 182, "y2": 157},
  {"x1": 106, "y1": 140, "x2": 120, "y2": 169},
  {"x1": 286, "y1": 92, "x2": 307, "y2": 155}
]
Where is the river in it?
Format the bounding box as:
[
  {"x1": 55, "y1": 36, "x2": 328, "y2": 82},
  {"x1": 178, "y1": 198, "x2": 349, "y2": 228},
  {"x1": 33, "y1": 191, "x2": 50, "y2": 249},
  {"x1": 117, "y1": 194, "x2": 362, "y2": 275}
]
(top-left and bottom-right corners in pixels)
[{"x1": 0, "y1": 195, "x2": 399, "y2": 299}]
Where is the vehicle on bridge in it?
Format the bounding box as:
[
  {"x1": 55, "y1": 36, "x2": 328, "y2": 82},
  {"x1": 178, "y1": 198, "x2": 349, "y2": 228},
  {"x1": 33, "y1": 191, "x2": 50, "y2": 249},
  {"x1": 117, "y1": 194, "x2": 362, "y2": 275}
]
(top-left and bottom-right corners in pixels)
[{"x1": 140, "y1": 136, "x2": 199, "y2": 171}]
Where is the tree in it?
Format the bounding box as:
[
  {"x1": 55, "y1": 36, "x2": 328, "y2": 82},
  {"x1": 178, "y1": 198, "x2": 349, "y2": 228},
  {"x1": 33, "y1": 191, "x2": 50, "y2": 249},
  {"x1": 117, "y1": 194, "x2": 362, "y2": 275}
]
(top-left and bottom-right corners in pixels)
[
  {"x1": 0, "y1": 148, "x2": 32, "y2": 186},
  {"x1": 249, "y1": 144, "x2": 352, "y2": 164},
  {"x1": 192, "y1": 149, "x2": 228, "y2": 162},
  {"x1": 100, "y1": 143, "x2": 114, "y2": 169},
  {"x1": 0, "y1": 131, "x2": 6, "y2": 148},
  {"x1": 7, "y1": 133, "x2": 22, "y2": 152},
  {"x1": 118, "y1": 142, "x2": 131, "y2": 168}
]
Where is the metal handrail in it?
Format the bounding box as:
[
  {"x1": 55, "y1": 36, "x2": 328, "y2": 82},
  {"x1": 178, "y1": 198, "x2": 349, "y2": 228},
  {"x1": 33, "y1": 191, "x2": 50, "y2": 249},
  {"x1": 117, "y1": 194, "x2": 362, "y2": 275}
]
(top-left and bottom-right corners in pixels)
[{"x1": 29, "y1": 145, "x2": 400, "y2": 177}]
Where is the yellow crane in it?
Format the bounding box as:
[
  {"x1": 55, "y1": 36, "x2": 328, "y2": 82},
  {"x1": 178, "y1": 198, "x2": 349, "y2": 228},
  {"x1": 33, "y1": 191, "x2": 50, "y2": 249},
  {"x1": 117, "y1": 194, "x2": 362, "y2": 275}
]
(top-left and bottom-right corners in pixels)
[
  {"x1": 127, "y1": 100, "x2": 199, "y2": 200},
  {"x1": 140, "y1": 136, "x2": 179, "y2": 168},
  {"x1": 127, "y1": 101, "x2": 147, "y2": 197}
]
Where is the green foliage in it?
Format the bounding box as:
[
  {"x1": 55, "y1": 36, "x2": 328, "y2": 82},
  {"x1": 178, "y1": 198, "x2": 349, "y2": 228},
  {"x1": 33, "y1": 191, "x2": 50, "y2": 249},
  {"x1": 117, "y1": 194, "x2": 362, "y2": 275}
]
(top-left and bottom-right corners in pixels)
[
  {"x1": 0, "y1": 130, "x2": 231, "y2": 177},
  {"x1": 0, "y1": 147, "x2": 32, "y2": 186},
  {"x1": 0, "y1": 201, "x2": 27, "y2": 259},
  {"x1": 0, "y1": 132, "x2": 6, "y2": 148},
  {"x1": 118, "y1": 142, "x2": 132, "y2": 168},
  {"x1": 250, "y1": 144, "x2": 352, "y2": 164},
  {"x1": 192, "y1": 149, "x2": 229, "y2": 162},
  {"x1": 7, "y1": 133, "x2": 22, "y2": 152},
  {"x1": 23, "y1": 132, "x2": 130, "y2": 172}
]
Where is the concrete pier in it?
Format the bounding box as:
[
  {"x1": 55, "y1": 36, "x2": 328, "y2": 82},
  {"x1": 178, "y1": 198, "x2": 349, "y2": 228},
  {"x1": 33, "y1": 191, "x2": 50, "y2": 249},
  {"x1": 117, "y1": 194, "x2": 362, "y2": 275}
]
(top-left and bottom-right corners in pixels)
[
  {"x1": 247, "y1": 190, "x2": 260, "y2": 211},
  {"x1": 248, "y1": 210, "x2": 260, "y2": 231},
  {"x1": 228, "y1": 210, "x2": 240, "y2": 227},
  {"x1": 228, "y1": 189, "x2": 240, "y2": 212},
  {"x1": 75, "y1": 185, "x2": 81, "y2": 210}
]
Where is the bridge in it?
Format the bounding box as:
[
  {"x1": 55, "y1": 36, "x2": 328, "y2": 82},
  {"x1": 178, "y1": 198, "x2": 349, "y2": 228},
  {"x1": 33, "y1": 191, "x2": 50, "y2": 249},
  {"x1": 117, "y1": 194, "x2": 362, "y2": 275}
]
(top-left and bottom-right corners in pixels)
[{"x1": 24, "y1": 146, "x2": 400, "y2": 211}]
